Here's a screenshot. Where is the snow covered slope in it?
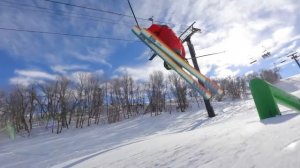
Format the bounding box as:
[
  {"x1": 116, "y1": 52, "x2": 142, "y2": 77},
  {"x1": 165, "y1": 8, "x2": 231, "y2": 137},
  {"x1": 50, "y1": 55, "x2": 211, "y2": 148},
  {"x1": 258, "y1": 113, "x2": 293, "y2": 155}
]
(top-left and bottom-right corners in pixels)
[
  {"x1": 275, "y1": 73, "x2": 300, "y2": 92},
  {"x1": 1, "y1": 75, "x2": 300, "y2": 168}
]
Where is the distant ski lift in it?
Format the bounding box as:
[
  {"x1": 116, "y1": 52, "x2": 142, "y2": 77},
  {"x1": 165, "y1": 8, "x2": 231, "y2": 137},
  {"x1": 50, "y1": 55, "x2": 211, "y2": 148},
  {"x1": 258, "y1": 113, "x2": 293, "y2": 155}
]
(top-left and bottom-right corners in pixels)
[
  {"x1": 288, "y1": 53, "x2": 299, "y2": 59},
  {"x1": 261, "y1": 51, "x2": 271, "y2": 58},
  {"x1": 286, "y1": 51, "x2": 297, "y2": 57},
  {"x1": 148, "y1": 16, "x2": 154, "y2": 24},
  {"x1": 280, "y1": 60, "x2": 287, "y2": 63},
  {"x1": 250, "y1": 60, "x2": 257, "y2": 64},
  {"x1": 261, "y1": 46, "x2": 272, "y2": 58}
]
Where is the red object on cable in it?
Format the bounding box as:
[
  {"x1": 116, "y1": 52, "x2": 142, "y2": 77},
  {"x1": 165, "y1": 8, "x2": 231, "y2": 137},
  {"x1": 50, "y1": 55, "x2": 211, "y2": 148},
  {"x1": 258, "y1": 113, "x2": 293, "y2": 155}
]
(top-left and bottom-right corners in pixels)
[{"x1": 147, "y1": 24, "x2": 186, "y2": 59}]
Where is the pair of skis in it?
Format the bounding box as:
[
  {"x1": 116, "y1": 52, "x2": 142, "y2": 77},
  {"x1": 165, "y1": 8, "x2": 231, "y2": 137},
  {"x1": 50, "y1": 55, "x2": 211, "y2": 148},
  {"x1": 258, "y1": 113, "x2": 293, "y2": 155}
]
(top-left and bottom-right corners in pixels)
[{"x1": 132, "y1": 26, "x2": 223, "y2": 99}]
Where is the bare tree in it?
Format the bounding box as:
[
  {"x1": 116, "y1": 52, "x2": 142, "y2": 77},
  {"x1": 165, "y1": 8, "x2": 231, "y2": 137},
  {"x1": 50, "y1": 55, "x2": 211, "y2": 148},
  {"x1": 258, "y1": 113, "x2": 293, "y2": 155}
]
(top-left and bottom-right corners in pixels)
[
  {"x1": 219, "y1": 76, "x2": 250, "y2": 100},
  {"x1": 27, "y1": 85, "x2": 38, "y2": 131},
  {"x1": 85, "y1": 74, "x2": 103, "y2": 126},
  {"x1": 6, "y1": 86, "x2": 30, "y2": 135},
  {"x1": 38, "y1": 81, "x2": 60, "y2": 133},
  {"x1": 168, "y1": 73, "x2": 188, "y2": 112},
  {"x1": 93, "y1": 85, "x2": 105, "y2": 125},
  {"x1": 245, "y1": 72, "x2": 259, "y2": 82},
  {"x1": 72, "y1": 72, "x2": 106, "y2": 127},
  {"x1": 260, "y1": 68, "x2": 281, "y2": 83},
  {"x1": 120, "y1": 74, "x2": 146, "y2": 118},
  {"x1": 0, "y1": 90, "x2": 6, "y2": 128},
  {"x1": 145, "y1": 71, "x2": 166, "y2": 116},
  {"x1": 239, "y1": 77, "x2": 247, "y2": 98},
  {"x1": 133, "y1": 82, "x2": 145, "y2": 114},
  {"x1": 108, "y1": 78, "x2": 122, "y2": 123},
  {"x1": 165, "y1": 82, "x2": 175, "y2": 114},
  {"x1": 67, "y1": 91, "x2": 78, "y2": 125},
  {"x1": 56, "y1": 76, "x2": 71, "y2": 133},
  {"x1": 213, "y1": 79, "x2": 226, "y2": 102},
  {"x1": 188, "y1": 86, "x2": 203, "y2": 108},
  {"x1": 116, "y1": 73, "x2": 139, "y2": 119},
  {"x1": 225, "y1": 77, "x2": 242, "y2": 99},
  {"x1": 74, "y1": 72, "x2": 88, "y2": 128}
]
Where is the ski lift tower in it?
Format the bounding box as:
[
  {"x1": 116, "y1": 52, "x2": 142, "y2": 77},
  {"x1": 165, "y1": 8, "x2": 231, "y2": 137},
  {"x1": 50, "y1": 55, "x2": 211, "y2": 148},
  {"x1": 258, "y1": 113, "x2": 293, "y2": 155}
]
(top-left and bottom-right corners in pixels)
[
  {"x1": 180, "y1": 22, "x2": 216, "y2": 117},
  {"x1": 288, "y1": 52, "x2": 300, "y2": 69}
]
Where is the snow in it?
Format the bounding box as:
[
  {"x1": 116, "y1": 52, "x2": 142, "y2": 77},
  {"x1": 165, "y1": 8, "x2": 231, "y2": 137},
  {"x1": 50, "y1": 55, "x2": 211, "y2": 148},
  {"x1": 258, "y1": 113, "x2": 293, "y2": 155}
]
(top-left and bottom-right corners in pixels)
[
  {"x1": 275, "y1": 73, "x2": 300, "y2": 92},
  {"x1": 1, "y1": 75, "x2": 300, "y2": 168}
]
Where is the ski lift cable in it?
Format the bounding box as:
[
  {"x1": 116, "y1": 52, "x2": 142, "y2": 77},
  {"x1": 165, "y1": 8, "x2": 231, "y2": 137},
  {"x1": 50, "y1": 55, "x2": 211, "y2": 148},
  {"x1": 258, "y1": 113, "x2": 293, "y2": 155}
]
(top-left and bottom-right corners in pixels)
[
  {"x1": 127, "y1": 0, "x2": 140, "y2": 28},
  {"x1": 186, "y1": 51, "x2": 225, "y2": 60},
  {"x1": 0, "y1": 2, "x2": 135, "y2": 27},
  {"x1": 44, "y1": 0, "x2": 189, "y2": 27},
  {"x1": 0, "y1": 27, "x2": 140, "y2": 42}
]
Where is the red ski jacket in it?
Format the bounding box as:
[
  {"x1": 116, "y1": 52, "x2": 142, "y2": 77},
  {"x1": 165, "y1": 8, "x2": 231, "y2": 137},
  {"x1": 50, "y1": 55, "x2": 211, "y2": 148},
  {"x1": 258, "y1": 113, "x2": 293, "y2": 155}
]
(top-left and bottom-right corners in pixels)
[{"x1": 147, "y1": 24, "x2": 186, "y2": 59}]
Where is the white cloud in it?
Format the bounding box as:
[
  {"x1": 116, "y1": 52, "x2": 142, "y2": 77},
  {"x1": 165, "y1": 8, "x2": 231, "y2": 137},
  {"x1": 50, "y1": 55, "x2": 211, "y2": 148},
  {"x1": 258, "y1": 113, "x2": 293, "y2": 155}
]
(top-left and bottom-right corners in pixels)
[
  {"x1": 51, "y1": 64, "x2": 90, "y2": 74},
  {"x1": 9, "y1": 69, "x2": 57, "y2": 86},
  {"x1": 245, "y1": 70, "x2": 255, "y2": 76},
  {"x1": 277, "y1": 41, "x2": 298, "y2": 55},
  {"x1": 9, "y1": 67, "x2": 105, "y2": 87},
  {"x1": 115, "y1": 58, "x2": 172, "y2": 81},
  {"x1": 273, "y1": 27, "x2": 294, "y2": 43},
  {"x1": 71, "y1": 69, "x2": 105, "y2": 84},
  {"x1": 135, "y1": 50, "x2": 153, "y2": 61},
  {"x1": 94, "y1": 69, "x2": 105, "y2": 77},
  {"x1": 247, "y1": 18, "x2": 280, "y2": 31},
  {"x1": 72, "y1": 46, "x2": 113, "y2": 68},
  {"x1": 214, "y1": 66, "x2": 240, "y2": 78},
  {"x1": 15, "y1": 70, "x2": 57, "y2": 80},
  {"x1": 9, "y1": 77, "x2": 44, "y2": 87}
]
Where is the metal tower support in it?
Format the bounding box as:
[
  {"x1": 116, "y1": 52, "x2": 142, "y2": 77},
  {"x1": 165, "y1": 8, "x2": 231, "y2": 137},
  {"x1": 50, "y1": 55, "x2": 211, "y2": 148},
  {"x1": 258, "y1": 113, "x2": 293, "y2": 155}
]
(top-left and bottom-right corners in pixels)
[
  {"x1": 180, "y1": 23, "x2": 216, "y2": 118},
  {"x1": 290, "y1": 53, "x2": 300, "y2": 69}
]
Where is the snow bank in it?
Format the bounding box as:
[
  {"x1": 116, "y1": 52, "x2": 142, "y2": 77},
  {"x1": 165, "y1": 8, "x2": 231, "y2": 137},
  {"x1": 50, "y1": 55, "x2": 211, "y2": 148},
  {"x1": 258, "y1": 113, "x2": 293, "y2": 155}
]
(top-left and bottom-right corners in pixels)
[
  {"x1": 275, "y1": 73, "x2": 300, "y2": 92},
  {"x1": 1, "y1": 74, "x2": 300, "y2": 168}
]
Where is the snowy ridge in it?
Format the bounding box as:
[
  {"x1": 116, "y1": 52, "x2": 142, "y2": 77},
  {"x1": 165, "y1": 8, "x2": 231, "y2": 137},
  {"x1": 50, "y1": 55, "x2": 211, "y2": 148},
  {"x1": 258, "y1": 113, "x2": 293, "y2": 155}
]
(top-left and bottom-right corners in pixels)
[
  {"x1": 1, "y1": 74, "x2": 300, "y2": 168},
  {"x1": 275, "y1": 73, "x2": 300, "y2": 92}
]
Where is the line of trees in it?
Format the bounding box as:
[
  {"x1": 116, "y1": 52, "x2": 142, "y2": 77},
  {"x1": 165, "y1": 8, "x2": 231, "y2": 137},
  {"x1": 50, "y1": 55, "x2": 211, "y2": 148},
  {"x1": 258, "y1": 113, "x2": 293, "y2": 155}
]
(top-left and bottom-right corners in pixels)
[
  {"x1": 215, "y1": 68, "x2": 281, "y2": 101},
  {"x1": 0, "y1": 68, "x2": 281, "y2": 136},
  {"x1": 0, "y1": 71, "x2": 191, "y2": 135}
]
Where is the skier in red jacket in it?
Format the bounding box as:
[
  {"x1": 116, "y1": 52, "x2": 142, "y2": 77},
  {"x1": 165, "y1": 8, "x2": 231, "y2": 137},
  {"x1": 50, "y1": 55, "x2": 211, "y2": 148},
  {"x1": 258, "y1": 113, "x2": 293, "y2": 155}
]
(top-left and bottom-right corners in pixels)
[{"x1": 147, "y1": 24, "x2": 186, "y2": 70}]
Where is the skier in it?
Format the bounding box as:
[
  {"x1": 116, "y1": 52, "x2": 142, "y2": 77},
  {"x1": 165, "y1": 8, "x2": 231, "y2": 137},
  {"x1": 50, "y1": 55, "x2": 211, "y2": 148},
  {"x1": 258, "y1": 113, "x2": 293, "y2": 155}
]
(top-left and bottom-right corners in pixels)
[{"x1": 147, "y1": 24, "x2": 186, "y2": 70}]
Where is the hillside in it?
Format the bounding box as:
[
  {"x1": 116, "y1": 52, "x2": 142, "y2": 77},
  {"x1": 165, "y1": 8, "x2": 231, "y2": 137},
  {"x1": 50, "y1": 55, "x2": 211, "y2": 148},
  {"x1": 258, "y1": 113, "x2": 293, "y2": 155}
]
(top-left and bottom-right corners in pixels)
[{"x1": 1, "y1": 75, "x2": 300, "y2": 168}]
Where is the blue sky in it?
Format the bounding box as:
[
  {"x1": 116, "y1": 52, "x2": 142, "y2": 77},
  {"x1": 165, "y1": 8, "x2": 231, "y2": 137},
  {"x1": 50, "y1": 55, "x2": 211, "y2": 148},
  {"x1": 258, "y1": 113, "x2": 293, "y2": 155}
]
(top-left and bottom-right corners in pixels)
[{"x1": 0, "y1": 0, "x2": 300, "y2": 88}]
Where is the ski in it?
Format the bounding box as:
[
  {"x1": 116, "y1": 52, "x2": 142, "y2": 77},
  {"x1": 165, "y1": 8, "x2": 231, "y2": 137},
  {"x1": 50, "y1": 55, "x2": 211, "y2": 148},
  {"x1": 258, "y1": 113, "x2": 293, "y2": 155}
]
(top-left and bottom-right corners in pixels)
[
  {"x1": 132, "y1": 26, "x2": 223, "y2": 96},
  {"x1": 132, "y1": 27, "x2": 212, "y2": 99},
  {"x1": 138, "y1": 27, "x2": 223, "y2": 95}
]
